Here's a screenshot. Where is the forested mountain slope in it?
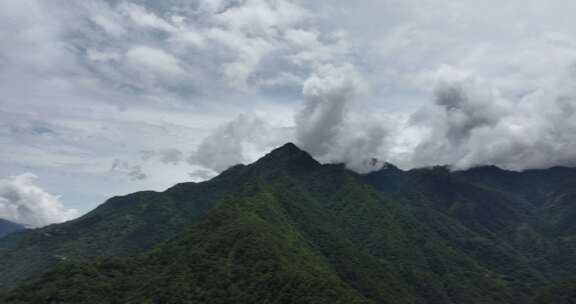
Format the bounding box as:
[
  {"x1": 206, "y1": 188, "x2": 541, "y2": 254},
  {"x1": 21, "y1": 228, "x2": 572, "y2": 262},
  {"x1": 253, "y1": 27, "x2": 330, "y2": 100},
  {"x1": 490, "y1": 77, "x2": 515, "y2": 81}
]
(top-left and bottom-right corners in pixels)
[
  {"x1": 2, "y1": 143, "x2": 576, "y2": 303},
  {"x1": 0, "y1": 219, "x2": 24, "y2": 239}
]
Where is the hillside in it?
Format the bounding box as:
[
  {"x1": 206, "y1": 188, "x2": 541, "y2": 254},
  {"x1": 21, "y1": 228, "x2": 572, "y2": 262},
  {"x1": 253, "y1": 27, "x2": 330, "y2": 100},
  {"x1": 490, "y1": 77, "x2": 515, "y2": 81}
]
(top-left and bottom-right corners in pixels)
[
  {"x1": 1, "y1": 143, "x2": 576, "y2": 303},
  {"x1": 0, "y1": 161, "x2": 251, "y2": 289},
  {"x1": 0, "y1": 219, "x2": 25, "y2": 239}
]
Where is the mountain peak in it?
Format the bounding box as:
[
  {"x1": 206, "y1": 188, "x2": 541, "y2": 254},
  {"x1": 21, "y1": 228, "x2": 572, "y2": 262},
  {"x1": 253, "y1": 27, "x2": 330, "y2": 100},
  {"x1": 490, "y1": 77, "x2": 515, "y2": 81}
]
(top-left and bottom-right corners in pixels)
[
  {"x1": 272, "y1": 142, "x2": 304, "y2": 154},
  {"x1": 378, "y1": 162, "x2": 401, "y2": 172},
  {"x1": 274, "y1": 141, "x2": 302, "y2": 150},
  {"x1": 267, "y1": 142, "x2": 313, "y2": 159},
  {"x1": 253, "y1": 142, "x2": 320, "y2": 172}
]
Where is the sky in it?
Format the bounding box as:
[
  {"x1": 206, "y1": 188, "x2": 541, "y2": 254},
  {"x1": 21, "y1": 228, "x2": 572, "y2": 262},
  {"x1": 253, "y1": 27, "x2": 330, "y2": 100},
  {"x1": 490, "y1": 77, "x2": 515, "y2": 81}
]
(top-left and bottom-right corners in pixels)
[{"x1": 2, "y1": 0, "x2": 576, "y2": 227}]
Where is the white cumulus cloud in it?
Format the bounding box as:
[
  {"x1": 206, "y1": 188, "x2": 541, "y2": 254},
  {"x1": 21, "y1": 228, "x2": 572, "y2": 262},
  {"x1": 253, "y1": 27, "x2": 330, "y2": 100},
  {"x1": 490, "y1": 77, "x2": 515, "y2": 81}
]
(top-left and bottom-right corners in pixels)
[
  {"x1": 189, "y1": 113, "x2": 292, "y2": 172},
  {"x1": 0, "y1": 173, "x2": 79, "y2": 227}
]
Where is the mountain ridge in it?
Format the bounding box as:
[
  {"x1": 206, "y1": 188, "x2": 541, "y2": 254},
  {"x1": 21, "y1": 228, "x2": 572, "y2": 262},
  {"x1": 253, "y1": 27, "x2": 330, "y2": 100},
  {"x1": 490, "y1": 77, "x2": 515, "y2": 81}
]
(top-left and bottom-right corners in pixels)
[
  {"x1": 0, "y1": 219, "x2": 25, "y2": 239},
  {"x1": 1, "y1": 143, "x2": 576, "y2": 303}
]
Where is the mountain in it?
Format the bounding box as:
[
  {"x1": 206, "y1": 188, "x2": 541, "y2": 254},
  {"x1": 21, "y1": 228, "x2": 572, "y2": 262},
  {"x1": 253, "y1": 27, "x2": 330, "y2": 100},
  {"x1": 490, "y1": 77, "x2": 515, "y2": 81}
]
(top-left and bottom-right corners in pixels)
[
  {"x1": 0, "y1": 219, "x2": 25, "y2": 239},
  {"x1": 456, "y1": 165, "x2": 576, "y2": 208},
  {"x1": 0, "y1": 143, "x2": 320, "y2": 290},
  {"x1": 1, "y1": 143, "x2": 576, "y2": 303},
  {"x1": 365, "y1": 164, "x2": 576, "y2": 275},
  {"x1": 0, "y1": 161, "x2": 250, "y2": 289},
  {"x1": 532, "y1": 281, "x2": 576, "y2": 304},
  {"x1": 363, "y1": 165, "x2": 532, "y2": 235}
]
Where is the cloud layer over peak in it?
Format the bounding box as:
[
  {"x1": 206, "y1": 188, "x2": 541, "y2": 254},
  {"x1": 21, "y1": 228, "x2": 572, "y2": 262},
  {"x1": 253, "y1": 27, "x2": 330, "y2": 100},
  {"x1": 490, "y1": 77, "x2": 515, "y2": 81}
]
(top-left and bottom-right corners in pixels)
[
  {"x1": 404, "y1": 65, "x2": 576, "y2": 170},
  {"x1": 3, "y1": 0, "x2": 576, "y2": 215}
]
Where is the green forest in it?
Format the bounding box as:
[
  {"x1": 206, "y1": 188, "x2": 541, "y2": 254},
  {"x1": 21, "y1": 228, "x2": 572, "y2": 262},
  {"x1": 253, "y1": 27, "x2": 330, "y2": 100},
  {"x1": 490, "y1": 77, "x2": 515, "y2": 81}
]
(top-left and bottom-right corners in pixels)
[{"x1": 1, "y1": 143, "x2": 576, "y2": 304}]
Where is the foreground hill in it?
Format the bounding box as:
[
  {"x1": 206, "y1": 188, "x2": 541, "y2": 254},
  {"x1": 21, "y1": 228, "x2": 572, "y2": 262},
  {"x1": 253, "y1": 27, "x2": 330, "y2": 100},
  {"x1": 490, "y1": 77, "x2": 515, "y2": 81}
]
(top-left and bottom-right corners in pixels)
[
  {"x1": 0, "y1": 156, "x2": 253, "y2": 289},
  {"x1": 0, "y1": 219, "x2": 25, "y2": 239},
  {"x1": 1, "y1": 143, "x2": 576, "y2": 303}
]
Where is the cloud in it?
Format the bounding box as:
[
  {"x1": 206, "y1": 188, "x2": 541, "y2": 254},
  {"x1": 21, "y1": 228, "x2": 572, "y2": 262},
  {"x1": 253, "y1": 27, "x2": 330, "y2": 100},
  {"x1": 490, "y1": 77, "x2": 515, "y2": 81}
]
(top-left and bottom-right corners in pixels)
[
  {"x1": 140, "y1": 149, "x2": 184, "y2": 165},
  {"x1": 188, "y1": 113, "x2": 291, "y2": 172},
  {"x1": 0, "y1": 173, "x2": 79, "y2": 227},
  {"x1": 5, "y1": 0, "x2": 576, "y2": 216},
  {"x1": 295, "y1": 64, "x2": 367, "y2": 156},
  {"x1": 158, "y1": 149, "x2": 184, "y2": 165},
  {"x1": 188, "y1": 169, "x2": 216, "y2": 181},
  {"x1": 294, "y1": 64, "x2": 397, "y2": 172},
  {"x1": 111, "y1": 160, "x2": 148, "y2": 181},
  {"x1": 408, "y1": 65, "x2": 576, "y2": 170},
  {"x1": 119, "y1": 3, "x2": 176, "y2": 33},
  {"x1": 126, "y1": 46, "x2": 185, "y2": 78}
]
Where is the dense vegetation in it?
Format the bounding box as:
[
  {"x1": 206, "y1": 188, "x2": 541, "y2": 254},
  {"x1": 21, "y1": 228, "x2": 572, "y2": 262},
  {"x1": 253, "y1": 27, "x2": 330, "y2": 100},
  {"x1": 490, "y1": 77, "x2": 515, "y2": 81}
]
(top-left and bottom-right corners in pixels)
[
  {"x1": 532, "y1": 281, "x2": 576, "y2": 304},
  {"x1": 0, "y1": 162, "x2": 252, "y2": 289},
  {"x1": 0, "y1": 219, "x2": 24, "y2": 239},
  {"x1": 1, "y1": 143, "x2": 576, "y2": 303}
]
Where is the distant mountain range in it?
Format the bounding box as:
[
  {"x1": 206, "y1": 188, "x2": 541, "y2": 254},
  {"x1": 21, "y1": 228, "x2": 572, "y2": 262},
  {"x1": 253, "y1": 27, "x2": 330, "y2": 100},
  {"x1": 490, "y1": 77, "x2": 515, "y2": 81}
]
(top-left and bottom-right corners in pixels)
[
  {"x1": 1, "y1": 143, "x2": 576, "y2": 303},
  {"x1": 0, "y1": 219, "x2": 24, "y2": 239}
]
